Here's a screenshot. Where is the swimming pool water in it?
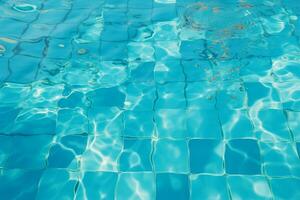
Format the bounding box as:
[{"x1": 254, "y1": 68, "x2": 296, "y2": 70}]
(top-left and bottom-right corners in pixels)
[{"x1": 0, "y1": 0, "x2": 300, "y2": 199}]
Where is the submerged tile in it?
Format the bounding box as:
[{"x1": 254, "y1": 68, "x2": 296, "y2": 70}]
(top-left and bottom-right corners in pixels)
[
  {"x1": 260, "y1": 142, "x2": 300, "y2": 177},
  {"x1": 156, "y1": 173, "x2": 189, "y2": 200},
  {"x1": 87, "y1": 87, "x2": 125, "y2": 108},
  {"x1": 115, "y1": 172, "x2": 155, "y2": 200},
  {"x1": 190, "y1": 175, "x2": 229, "y2": 200},
  {"x1": 119, "y1": 139, "x2": 152, "y2": 171},
  {"x1": 154, "y1": 139, "x2": 189, "y2": 173},
  {"x1": 228, "y1": 175, "x2": 273, "y2": 200},
  {"x1": 8, "y1": 55, "x2": 40, "y2": 84},
  {"x1": 225, "y1": 139, "x2": 261, "y2": 175},
  {"x1": 76, "y1": 171, "x2": 117, "y2": 200},
  {"x1": 80, "y1": 136, "x2": 123, "y2": 171},
  {"x1": 270, "y1": 178, "x2": 300, "y2": 200},
  {"x1": 123, "y1": 110, "x2": 154, "y2": 137},
  {"x1": 36, "y1": 169, "x2": 78, "y2": 200},
  {"x1": 155, "y1": 109, "x2": 187, "y2": 138},
  {"x1": 189, "y1": 139, "x2": 224, "y2": 174},
  {"x1": 0, "y1": 1, "x2": 299, "y2": 199},
  {"x1": 4, "y1": 135, "x2": 53, "y2": 169},
  {"x1": 0, "y1": 169, "x2": 43, "y2": 199},
  {"x1": 186, "y1": 109, "x2": 222, "y2": 139}
]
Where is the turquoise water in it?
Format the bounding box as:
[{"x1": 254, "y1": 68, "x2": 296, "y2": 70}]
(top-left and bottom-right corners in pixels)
[{"x1": 0, "y1": 0, "x2": 300, "y2": 199}]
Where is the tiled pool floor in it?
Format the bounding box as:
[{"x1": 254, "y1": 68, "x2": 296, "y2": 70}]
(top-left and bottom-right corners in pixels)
[{"x1": 1, "y1": 0, "x2": 300, "y2": 199}]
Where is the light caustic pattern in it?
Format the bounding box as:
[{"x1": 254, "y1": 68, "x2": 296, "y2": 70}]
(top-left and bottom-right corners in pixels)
[{"x1": 0, "y1": 0, "x2": 300, "y2": 199}]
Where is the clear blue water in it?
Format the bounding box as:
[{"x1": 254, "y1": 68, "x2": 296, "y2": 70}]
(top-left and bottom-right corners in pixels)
[{"x1": 0, "y1": 0, "x2": 300, "y2": 199}]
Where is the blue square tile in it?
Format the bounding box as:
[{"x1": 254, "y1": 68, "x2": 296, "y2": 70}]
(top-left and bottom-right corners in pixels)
[
  {"x1": 154, "y1": 139, "x2": 189, "y2": 173},
  {"x1": 0, "y1": 169, "x2": 43, "y2": 200},
  {"x1": 124, "y1": 110, "x2": 154, "y2": 137},
  {"x1": 120, "y1": 139, "x2": 152, "y2": 171},
  {"x1": 128, "y1": 42, "x2": 155, "y2": 62},
  {"x1": 88, "y1": 107, "x2": 123, "y2": 135},
  {"x1": 100, "y1": 41, "x2": 127, "y2": 61},
  {"x1": 156, "y1": 173, "x2": 189, "y2": 200},
  {"x1": 219, "y1": 109, "x2": 254, "y2": 139},
  {"x1": 189, "y1": 139, "x2": 224, "y2": 174},
  {"x1": 56, "y1": 108, "x2": 88, "y2": 135},
  {"x1": 180, "y1": 40, "x2": 205, "y2": 59},
  {"x1": 155, "y1": 109, "x2": 187, "y2": 138},
  {"x1": 186, "y1": 82, "x2": 217, "y2": 109},
  {"x1": 153, "y1": 21, "x2": 178, "y2": 41},
  {"x1": 225, "y1": 139, "x2": 261, "y2": 175},
  {"x1": 182, "y1": 60, "x2": 212, "y2": 81},
  {"x1": 5, "y1": 135, "x2": 53, "y2": 169},
  {"x1": 96, "y1": 61, "x2": 128, "y2": 86},
  {"x1": 48, "y1": 144, "x2": 78, "y2": 169},
  {"x1": 116, "y1": 173, "x2": 155, "y2": 200},
  {"x1": 48, "y1": 135, "x2": 88, "y2": 168},
  {"x1": 217, "y1": 81, "x2": 247, "y2": 110},
  {"x1": 228, "y1": 175, "x2": 272, "y2": 200},
  {"x1": 227, "y1": 176, "x2": 273, "y2": 200},
  {"x1": 80, "y1": 136, "x2": 123, "y2": 171},
  {"x1": 129, "y1": 61, "x2": 155, "y2": 82},
  {"x1": 270, "y1": 178, "x2": 300, "y2": 200},
  {"x1": 0, "y1": 18, "x2": 27, "y2": 37},
  {"x1": 245, "y1": 82, "x2": 281, "y2": 107},
  {"x1": 76, "y1": 172, "x2": 117, "y2": 200},
  {"x1": 260, "y1": 142, "x2": 300, "y2": 177},
  {"x1": 154, "y1": 60, "x2": 184, "y2": 83},
  {"x1": 154, "y1": 41, "x2": 181, "y2": 60},
  {"x1": 152, "y1": 6, "x2": 177, "y2": 22},
  {"x1": 187, "y1": 109, "x2": 222, "y2": 139},
  {"x1": 101, "y1": 24, "x2": 128, "y2": 41},
  {"x1": 87, "y1": 87, "x2": 125, "y2": 108},
  {"x1": 156, "y1": 82, "x2": 186, "y2": 109},
  {"x1": 8, "y1": 55, "x2": 39, "y2": 83},
  {"x1": 240, "y1": 57, "x2": 272, "y2": 81},
  {"x1": 18, "y1": 39, "x2": 45, "y2": 58},
  {"x1": 255, "y1": 109, "x2": 291, "y2": 142},
  {"x1": 121, "y1": 82, "x2": 156, "y2": 111},
  {"x1": 36, "y1": 169, "x2": 77, "y2": 200},
  {"x1": 212, "y1": 60, "x2": 241, "y2": 81},
  {"x1": 190, "y1": 175, "x2": 229, "y2": 200},
  {"x1": 46, "y1": 38, "x2": 72, "y2": 59}
]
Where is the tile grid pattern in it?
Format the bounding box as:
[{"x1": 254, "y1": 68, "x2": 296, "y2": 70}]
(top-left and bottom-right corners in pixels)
[{"x1": 0, "y1": 0, "x2": 300, "y2": 199}]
